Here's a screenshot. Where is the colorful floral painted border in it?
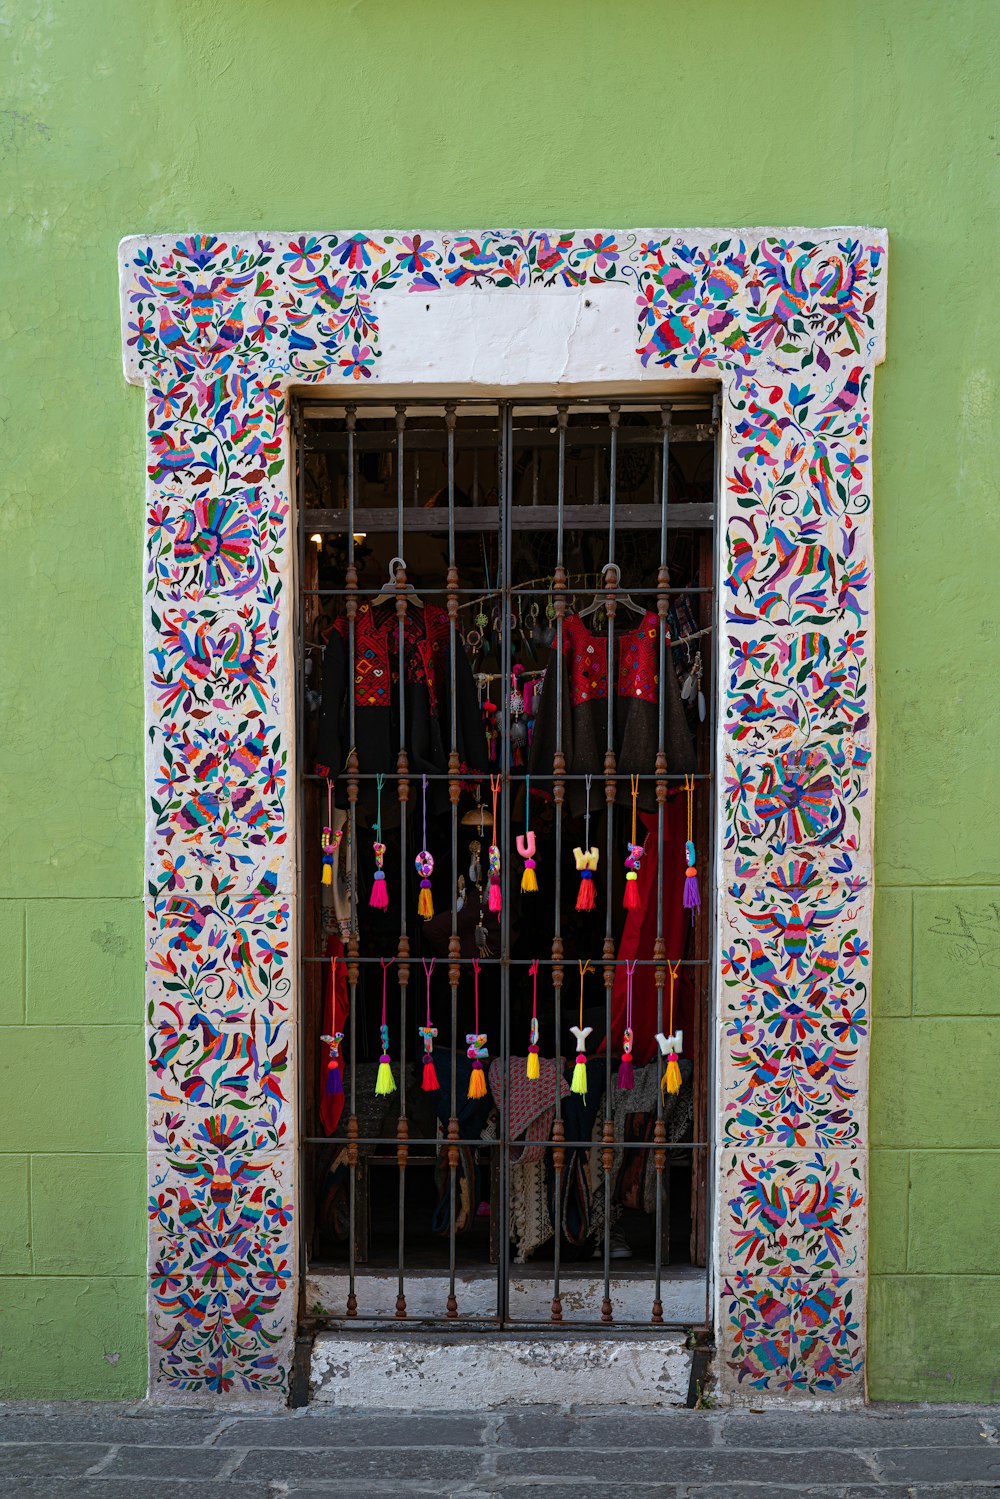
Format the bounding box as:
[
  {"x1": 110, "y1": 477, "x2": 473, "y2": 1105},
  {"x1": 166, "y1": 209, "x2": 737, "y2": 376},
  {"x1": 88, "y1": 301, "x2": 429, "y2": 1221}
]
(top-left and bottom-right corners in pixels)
[{"x1": 120, "y1": 227, "x2": 886, "y2": 1401}]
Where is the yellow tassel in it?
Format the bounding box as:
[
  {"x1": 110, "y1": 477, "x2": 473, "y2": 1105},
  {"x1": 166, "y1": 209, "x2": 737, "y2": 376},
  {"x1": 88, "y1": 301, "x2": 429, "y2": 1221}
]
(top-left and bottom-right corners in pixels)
[
  {"x1": 526, "y1": 1049, "x2": 540, "y2": 1080},
  {"x1": 664, "y1": 1057, "x2": 682, "y2": 1096},
  {"x1": 571, "y1": 1057, "x2": 588, "y2": 1097},
  {"x1": 468, "y1": 1063, "x2": 487, "y2": 1100},
  {"x1": 375, "y1": 1060, "x2": 396, "y2": 1096},
  {"x1": 418, "y1": 884, "x2": 434, "y2": 919},
  {"x1": 520, "y1": 865, "x2": 538, "y2": 893},
  {"x1": 321, "y1": 864, "x2": 332, "y2": 885}
]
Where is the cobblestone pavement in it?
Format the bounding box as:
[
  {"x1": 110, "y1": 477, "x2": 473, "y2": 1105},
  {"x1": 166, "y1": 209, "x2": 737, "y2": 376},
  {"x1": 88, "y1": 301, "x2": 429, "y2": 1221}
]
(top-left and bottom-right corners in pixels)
[{"x1": 0, "y1": 1402, "x2": 998, "y2": 1496}]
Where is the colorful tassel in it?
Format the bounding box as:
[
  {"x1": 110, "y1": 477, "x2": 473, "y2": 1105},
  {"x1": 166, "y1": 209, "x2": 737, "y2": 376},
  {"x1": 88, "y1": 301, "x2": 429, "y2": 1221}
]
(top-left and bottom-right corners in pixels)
[
  {"x1": 574, "y1": 847, "x2": 599, "y2": 909},
  {"x1": 320, "y1": 780, "x2": 339, "y2": 886},
  {"x1": 618, "y1": 958, "x2": 637, "y2": 1091},
  {"x1": 575, "y1": 777, "x2": 598, "y2": 910},
  {"x1": 683, "y1": 774, "x2": 701, "y2": 917},
  {"x1": 369, "y1": 774, "x2": 389, "y2": 909},
  {"x1": 415, "y1": 774, "x2": 435, "y2": 919},
  {"x1": 487, "y1": 773, "x2": 502, "y2": 912},
  {"x1": 419, "y1": 957, "x2": 439, "y2": 1091},
  {"x1": 623, "y1": 774, "x2": 644, "y2": 910},
  {"x1": 375, "y1": 958, "x2": 396, "y2": 1096},
  {"x1": 517, "y1": 831, "x2": 538, "y2": 893},
  {"x1": 467, "y1": 959, "x2": 489, "y2": 1099},
  {"x1": 322, "y1": 1029, "x2": 344, "y2": 1096},
  {"x1": 570, "y1": 959, "x2": 594, "y2": 1099},
  {"x1": 655, "y1": 959, "x2": 684, "y2": 1097},
  {"x1": 526, "y1": 959, "x2": 540, "y2": 1080}
]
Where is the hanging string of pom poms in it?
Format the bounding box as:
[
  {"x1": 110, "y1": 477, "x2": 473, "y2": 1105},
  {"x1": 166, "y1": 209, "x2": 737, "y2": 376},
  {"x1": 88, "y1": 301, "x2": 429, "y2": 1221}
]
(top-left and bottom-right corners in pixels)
[
  {"x1": 419, "y1": 956, "x2": 439, "y2": 1092},
  {"x1": 320, "y1": 955, "x2": 344, "y2": 1098},
  {"x1": 467, "y1": 958, "x2": 488, "y2": 1099},
  {"x1": 623, "y1": 773, "x2": 644, "y2": 909},
  {"x1": 375, "y1": 956, "x2": 396, "y2": 1096},
  {"x1": 415, "y1": 773, "x2": 435, "y2": 920},
  {"x1": 655, "y1": 959, "x2": 683, "y2": 1097},
  {"x1": 516, "y1": 774, "x2": 538, "y2": 893},
  {"x1": 574, "y1": 773, "x2": 598, "y2": 911},
  {"x1": 570, "y1": 959, "x2": 594, "y2": 1099},
  {"x1": 526, "y1": 958, "x2": 540, "y2": 1080},
  {"x1": 370, "y1": 773, "x2": 388, "y2": 909},
  {"x1": 683, "y1": 773, "x2": 700, "y2": 919},
  {"x1": 618, "y1": 957, "x2": 637, "y2": 1091},
  {"x1": 487, "y1": 773, "x2": 502, "y2": 913}
]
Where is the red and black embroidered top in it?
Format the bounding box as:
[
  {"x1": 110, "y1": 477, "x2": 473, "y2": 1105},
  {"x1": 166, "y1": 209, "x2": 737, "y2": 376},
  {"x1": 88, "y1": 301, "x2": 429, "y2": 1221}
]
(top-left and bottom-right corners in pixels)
[
  {"x1": 315, "y1": 602, "x2": 489, "y2": 817},
  {"x1": 528, "y1": 610, "x2": 694, "y2": 815}
]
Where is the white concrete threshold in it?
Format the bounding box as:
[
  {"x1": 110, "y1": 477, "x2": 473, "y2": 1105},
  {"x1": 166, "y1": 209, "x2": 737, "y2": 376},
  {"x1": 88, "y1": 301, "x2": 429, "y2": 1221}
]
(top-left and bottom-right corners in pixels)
[{"x1": 310, "y1": 1329, "x2": 693, "y2": 1408}]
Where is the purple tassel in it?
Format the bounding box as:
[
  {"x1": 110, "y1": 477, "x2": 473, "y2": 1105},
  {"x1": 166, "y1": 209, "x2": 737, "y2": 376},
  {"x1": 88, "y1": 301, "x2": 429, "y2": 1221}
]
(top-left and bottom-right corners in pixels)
[
  {"x1": 327, "y1": 1063, "x2": 343, "y2": 1096},
  {"x1": 683, "y1": 839, "x2": 701, "y2": 912}
]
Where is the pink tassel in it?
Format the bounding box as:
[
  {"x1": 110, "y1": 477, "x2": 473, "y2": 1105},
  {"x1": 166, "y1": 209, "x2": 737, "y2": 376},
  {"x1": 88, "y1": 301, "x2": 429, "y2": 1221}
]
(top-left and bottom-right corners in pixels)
[
  {"x1": 370, "y1": 871, "x2": 389, "y2": 909},
  {"x1": 488, "y1": 875, "x2": 502, "y2": 913},
  {"x1": 617, "y1": 1056, "x2": 634, "y2": 1091}
]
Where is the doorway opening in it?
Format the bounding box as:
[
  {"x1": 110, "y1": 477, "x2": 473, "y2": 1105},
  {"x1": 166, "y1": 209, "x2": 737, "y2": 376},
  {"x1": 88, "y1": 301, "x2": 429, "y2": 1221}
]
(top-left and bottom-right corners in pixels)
[{"x1": 295, "y1": 394, "x2": 718, "y2": 1330}]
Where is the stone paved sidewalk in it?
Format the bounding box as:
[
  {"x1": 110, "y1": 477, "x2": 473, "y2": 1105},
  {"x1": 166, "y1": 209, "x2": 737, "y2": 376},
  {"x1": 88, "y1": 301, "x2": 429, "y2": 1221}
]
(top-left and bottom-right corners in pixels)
[{"x1": 0, "y1": 1402, "x2": 998, "y2": 1496}]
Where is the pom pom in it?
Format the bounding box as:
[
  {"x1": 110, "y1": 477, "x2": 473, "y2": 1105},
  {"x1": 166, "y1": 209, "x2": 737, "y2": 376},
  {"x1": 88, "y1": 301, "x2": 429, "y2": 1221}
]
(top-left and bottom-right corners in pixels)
[
  {"x1": 616, "y1": 1056, "x2": 634, "y2": 1092},
  {"x1": 576, "y1": 871, "x2": 596, "y2": 911},
  {"x1": 664, "y1": 1054, "x2": 682, "y2": 1096},
  {"x1": 422, "y1": 1055, "x2": 440, "y2": 1092},
  {"x1": 526, "y1": 1047, "x2": 540, "y2": 1080},
  {"x1": 370, "y1": 870, "x2": 389, "y2": 909},
  {"x1": 623, "y1": 872, "x2": 640, "y2": 909},
  {"x1": 488, "y1": 875, "x2": 502, "y2": 913},
  {"x1": 521, "y1": 861, "x2": 538, "y2": 894},
  {"x1": 570, "y1": 1055, "x2": 588, "y2": 1098},
  {"x1": 375, "y1": 1057, "x2": 396, "y2": 1096},
  {"x1": 467, "y1": 1061, "x2": 488, "y2": 1100},
  {"x1": 418, "y1": 882, "x2": 434, "y2": 919}
]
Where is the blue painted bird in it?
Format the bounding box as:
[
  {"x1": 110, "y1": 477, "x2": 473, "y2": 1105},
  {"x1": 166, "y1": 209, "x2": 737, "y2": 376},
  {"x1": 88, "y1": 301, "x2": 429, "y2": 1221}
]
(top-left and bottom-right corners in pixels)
[{"x1": 214, "y1": 300, "x2": 246, "y2": 352}]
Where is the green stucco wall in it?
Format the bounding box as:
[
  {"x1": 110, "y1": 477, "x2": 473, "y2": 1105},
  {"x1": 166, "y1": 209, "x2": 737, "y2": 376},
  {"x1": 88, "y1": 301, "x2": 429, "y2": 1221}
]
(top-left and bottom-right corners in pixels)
[{"x1": 3, "y1": 0, "x2": 997, "y2": 1401}]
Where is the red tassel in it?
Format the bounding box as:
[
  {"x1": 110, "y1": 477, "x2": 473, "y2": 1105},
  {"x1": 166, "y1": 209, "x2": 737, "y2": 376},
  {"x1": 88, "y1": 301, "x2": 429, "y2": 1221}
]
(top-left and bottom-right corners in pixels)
[
  {"x1": 623, "y1": 872, "x2": 640, "y2": 909},
  {"x1": 576, "y1": 872, "x2": 596, "y2": 911},
  {"x1": 422, "y1": 1055, "x2": 440, "y2": 1092}
]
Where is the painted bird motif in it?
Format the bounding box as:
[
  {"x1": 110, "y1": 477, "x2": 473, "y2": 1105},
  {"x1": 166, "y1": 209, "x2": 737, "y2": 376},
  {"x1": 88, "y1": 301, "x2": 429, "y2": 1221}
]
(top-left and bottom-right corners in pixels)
[
  {"x1": 816, "y1": 366, "x2": 864, "y2": 429},
  {"x1": 743, "y1": 902, "x2": 841, "y2": 977},
  {"x1": 737, "y1": 1165, "x2": 795, "y2": 1247}
]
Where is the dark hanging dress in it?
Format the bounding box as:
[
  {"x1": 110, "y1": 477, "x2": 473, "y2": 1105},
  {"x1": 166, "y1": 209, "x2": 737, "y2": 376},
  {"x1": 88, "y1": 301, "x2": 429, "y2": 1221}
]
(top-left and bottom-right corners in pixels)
[
  {"x1": 528, "y1": 610, "x2": 695, "y2": 815},
  {"x1": 315, "y1": 601, "x2": 490, "y2": 818}
]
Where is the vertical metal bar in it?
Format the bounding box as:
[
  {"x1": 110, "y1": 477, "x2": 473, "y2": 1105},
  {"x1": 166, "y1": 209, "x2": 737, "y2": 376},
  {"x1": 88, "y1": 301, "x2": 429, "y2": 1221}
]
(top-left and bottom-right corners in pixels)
[
  {"x1": 652, "y1": 405, "x2": 671, "y2": 1323},
  {"x1": 394, "y1": 402, "x2": 409, "y2": 1321},
  {"x1": 499, "y1": 402, "x2": 513, "y2": 1323},
  {"x1": 444, "y1": 401, "x2": 460, "y2": 1319},
  {"x1": 345, "y1": 404, "x2": 360, "y2": 1317},
  {"x1": 600, "y1": 404, "x2": 619, "y2": 1324},
  {"x1": 550, "y1": 403, "x2": 568, "y2": 1323},
  {"x1": 703, "y1": 392, "x2": 722, "y2": 1323}
]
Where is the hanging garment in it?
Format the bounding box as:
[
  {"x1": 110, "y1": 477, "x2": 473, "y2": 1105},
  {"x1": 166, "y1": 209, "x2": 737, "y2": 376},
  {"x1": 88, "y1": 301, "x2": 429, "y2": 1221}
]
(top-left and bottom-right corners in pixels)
[
  {"x1": 600, "y1": 800, "x2": 694, "y2": 1065},
  {"x1": 315, "y1": 602, "x2": 489, "y2": 816},
  {"x1": 527, "y1": 611, "x2": 694, "y2": 817}
]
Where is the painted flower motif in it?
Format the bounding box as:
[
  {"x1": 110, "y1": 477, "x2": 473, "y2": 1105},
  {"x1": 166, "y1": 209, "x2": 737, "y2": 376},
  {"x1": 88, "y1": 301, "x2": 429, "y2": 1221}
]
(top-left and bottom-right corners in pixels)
[
  {"x1": 335, "y1": 234, "x2": 382, "y2": 269},
  {"x1": 841, "y1": 936, "x2": 869, "y2": 967},
  {"x1": 834, "y1": 446, "x2": 868, "y2": 482},
  {"x1": 731, "y1": 639, "x2": 769, "y2": 678},
  {"x1": 175, "y1": 235, "x2": 222, "y2": 269},
  {"x1": 581, "y1": 233, "x2": 619, "y2": 269},
  {"x1": 284, "y1": 236, "x2": 324, "y2": 276},
  {"x1": 395, "y1": 234, "x2": 436, "y2": 273},
  {"x1": 127, "y1": 315, "x2": 156, "y2": 349},
  {"x1": 256, "y1": 1255, "x2": 290, "y2": 1292},
  {"x1": 258, "y1": 937, "x2": 287, "y2": 966},
  {"x1": 248, "y1": 308, "x2": 278, "y2": 344},
  {"x1": 338, "y1": 343, "x2": 375, "y2": 380},
  {"x1": 721, "y1": 945, "x2": 746, "y2": 978}
]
